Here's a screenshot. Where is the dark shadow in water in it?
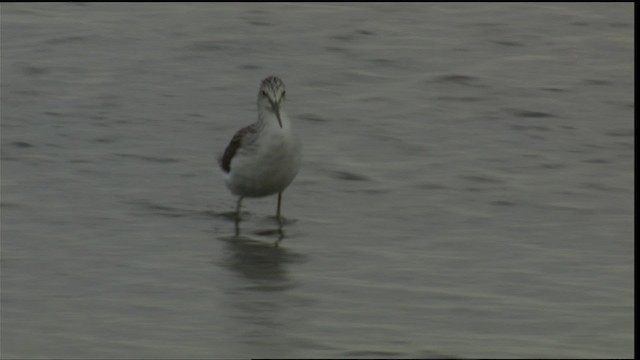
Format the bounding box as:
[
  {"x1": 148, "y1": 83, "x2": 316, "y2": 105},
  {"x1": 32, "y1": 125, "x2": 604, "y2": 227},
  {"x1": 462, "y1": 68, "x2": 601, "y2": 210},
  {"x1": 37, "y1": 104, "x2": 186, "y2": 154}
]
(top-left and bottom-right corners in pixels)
[
  {"x1": 126, "y1": 199, "x2": 292, "y2": 249},
  {"x1": 342, "y1": 349, "x2": 460, "y2": 359},
  {"x1": 217, "y1": 231, "x2": 309, "y2": 356},
  {"x1": 230, "y1": 212, "x2": 298, "y2": 248},
  {"x1": 217, "y1": 213, "x2": 305, "y2": 288},
  {"x1": 218, "y1": 234, "x2": 305, "y2": 289}
]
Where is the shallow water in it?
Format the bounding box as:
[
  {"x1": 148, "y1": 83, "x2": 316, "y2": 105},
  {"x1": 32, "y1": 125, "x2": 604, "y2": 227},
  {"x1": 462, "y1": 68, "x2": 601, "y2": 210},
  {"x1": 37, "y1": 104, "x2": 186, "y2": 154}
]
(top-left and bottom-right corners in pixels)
[{"x1": 0, "y1": 3, "x2": 634, "y2": 358}]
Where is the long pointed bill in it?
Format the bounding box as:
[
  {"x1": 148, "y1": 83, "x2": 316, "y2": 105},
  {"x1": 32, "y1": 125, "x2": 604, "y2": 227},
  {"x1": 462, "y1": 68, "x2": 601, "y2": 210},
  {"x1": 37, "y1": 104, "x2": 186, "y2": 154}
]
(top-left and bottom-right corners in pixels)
[
  {"x1": 271, "y1": 100, "x2": 282, "y2": 128},
  {"x1": 269, "y1": 99, "x2": 282, "y2": 128}
]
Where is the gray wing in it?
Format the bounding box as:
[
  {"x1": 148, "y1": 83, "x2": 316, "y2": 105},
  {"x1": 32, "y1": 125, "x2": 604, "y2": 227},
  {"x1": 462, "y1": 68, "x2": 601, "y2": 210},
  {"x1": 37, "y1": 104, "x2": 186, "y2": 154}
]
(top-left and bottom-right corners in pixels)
[{"x1": 219, "y1": 123, "x2": 259, "y2": 173}]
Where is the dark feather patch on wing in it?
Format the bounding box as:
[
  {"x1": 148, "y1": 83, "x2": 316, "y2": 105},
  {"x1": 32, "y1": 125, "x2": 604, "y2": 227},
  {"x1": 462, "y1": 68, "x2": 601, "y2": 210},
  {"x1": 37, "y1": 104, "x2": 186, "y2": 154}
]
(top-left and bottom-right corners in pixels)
[{"x1": 220, "y1": 124, "x2": 257, "y2": 173}]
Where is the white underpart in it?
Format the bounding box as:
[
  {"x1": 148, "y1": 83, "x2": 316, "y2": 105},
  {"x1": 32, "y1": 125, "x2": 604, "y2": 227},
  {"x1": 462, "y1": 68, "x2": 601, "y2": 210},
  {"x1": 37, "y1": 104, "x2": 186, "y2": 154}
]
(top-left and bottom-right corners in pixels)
[{"x1": 225, "y1": 108, "x2": 301, "y2": 198}]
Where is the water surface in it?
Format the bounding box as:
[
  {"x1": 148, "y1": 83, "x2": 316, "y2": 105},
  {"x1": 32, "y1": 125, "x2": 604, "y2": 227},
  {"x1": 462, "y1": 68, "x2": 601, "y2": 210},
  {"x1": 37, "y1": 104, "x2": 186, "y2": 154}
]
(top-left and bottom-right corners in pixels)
[{"x1": 1, "y1": 3, "x2": 634, "y2": 358}]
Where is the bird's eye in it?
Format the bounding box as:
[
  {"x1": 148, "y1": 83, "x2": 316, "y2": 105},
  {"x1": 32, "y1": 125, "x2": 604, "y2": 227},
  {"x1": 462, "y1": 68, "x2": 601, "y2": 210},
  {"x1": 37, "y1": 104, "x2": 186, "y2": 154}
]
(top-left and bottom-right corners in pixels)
[
  {"x1": 261, "y1": 90, "x2": 268, "y2": 97},
  {"x1": 281, "y1": 91, "x2": 286, "y2": 97}
]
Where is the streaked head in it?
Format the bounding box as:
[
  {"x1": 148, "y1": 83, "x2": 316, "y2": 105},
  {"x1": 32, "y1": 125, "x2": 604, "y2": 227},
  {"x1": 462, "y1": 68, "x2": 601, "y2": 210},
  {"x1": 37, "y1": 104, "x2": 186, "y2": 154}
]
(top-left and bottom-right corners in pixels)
[{"x1": 258, "y1": 76, "x2": 286, "y2": 127}]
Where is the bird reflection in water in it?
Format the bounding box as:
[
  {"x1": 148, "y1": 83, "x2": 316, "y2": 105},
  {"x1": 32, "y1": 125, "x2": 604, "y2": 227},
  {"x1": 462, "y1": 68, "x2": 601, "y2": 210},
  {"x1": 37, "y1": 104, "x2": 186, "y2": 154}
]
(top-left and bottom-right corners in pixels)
[
  {"x1": 219, "y1": 228, "x2": 305, "y2": 290},
  {"x1": 215, "y1": 206, "x2": 304, "y2": 290},
  {"x1": 234, "y1": 215, "x2": 285, "y2": 247}
]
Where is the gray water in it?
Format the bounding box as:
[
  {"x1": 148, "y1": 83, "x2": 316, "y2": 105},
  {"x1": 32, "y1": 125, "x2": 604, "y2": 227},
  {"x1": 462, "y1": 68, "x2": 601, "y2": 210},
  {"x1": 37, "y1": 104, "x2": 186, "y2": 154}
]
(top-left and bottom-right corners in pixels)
[{"x1": 0, "y1": 3, "x2": 634, "y2": 359}]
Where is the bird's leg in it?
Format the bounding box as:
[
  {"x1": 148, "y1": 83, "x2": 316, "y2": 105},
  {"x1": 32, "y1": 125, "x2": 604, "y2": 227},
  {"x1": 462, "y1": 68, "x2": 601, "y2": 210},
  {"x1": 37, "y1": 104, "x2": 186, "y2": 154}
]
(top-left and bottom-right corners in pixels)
[
  {"x1": 275, "y1": 223, "x2": 284, "y2": 247},
  {"x1": 273, "y1": 192, "x2": 285, "y2": 246},
  {"x1": 276, "y1": 191, "x2": 283, "y2": 222},
  {"x1": 275, "y1": 193, "x2": 284, "y2": 247},
  {"x1": 235, "y1": 196, "x2": 244, "y2": 221},
  {"x1": 234, "y1": 196, "x2": 244, "y2": 236}
]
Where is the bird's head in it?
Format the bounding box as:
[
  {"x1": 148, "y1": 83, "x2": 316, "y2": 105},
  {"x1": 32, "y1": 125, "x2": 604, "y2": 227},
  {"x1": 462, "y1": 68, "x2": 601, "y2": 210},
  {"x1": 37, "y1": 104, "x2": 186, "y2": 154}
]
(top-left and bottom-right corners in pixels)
[{"x1": 257, "y1": 76, "x2": 286, "y2": 128}]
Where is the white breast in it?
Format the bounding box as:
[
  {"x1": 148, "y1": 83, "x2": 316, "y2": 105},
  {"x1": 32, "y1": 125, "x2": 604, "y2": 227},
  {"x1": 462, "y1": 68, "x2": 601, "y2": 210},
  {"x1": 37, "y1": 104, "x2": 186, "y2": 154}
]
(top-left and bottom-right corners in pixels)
[{"x1": 225, "y1": 119, "x2": 300, "y2": 198}]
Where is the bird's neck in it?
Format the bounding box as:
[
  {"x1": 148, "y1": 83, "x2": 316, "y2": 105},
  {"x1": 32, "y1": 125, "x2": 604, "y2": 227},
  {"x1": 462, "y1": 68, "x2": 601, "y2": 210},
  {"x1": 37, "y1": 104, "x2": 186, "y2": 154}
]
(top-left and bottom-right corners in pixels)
[{"x1": 258, "y1": 108, "x2": 291, "y2": 130}]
